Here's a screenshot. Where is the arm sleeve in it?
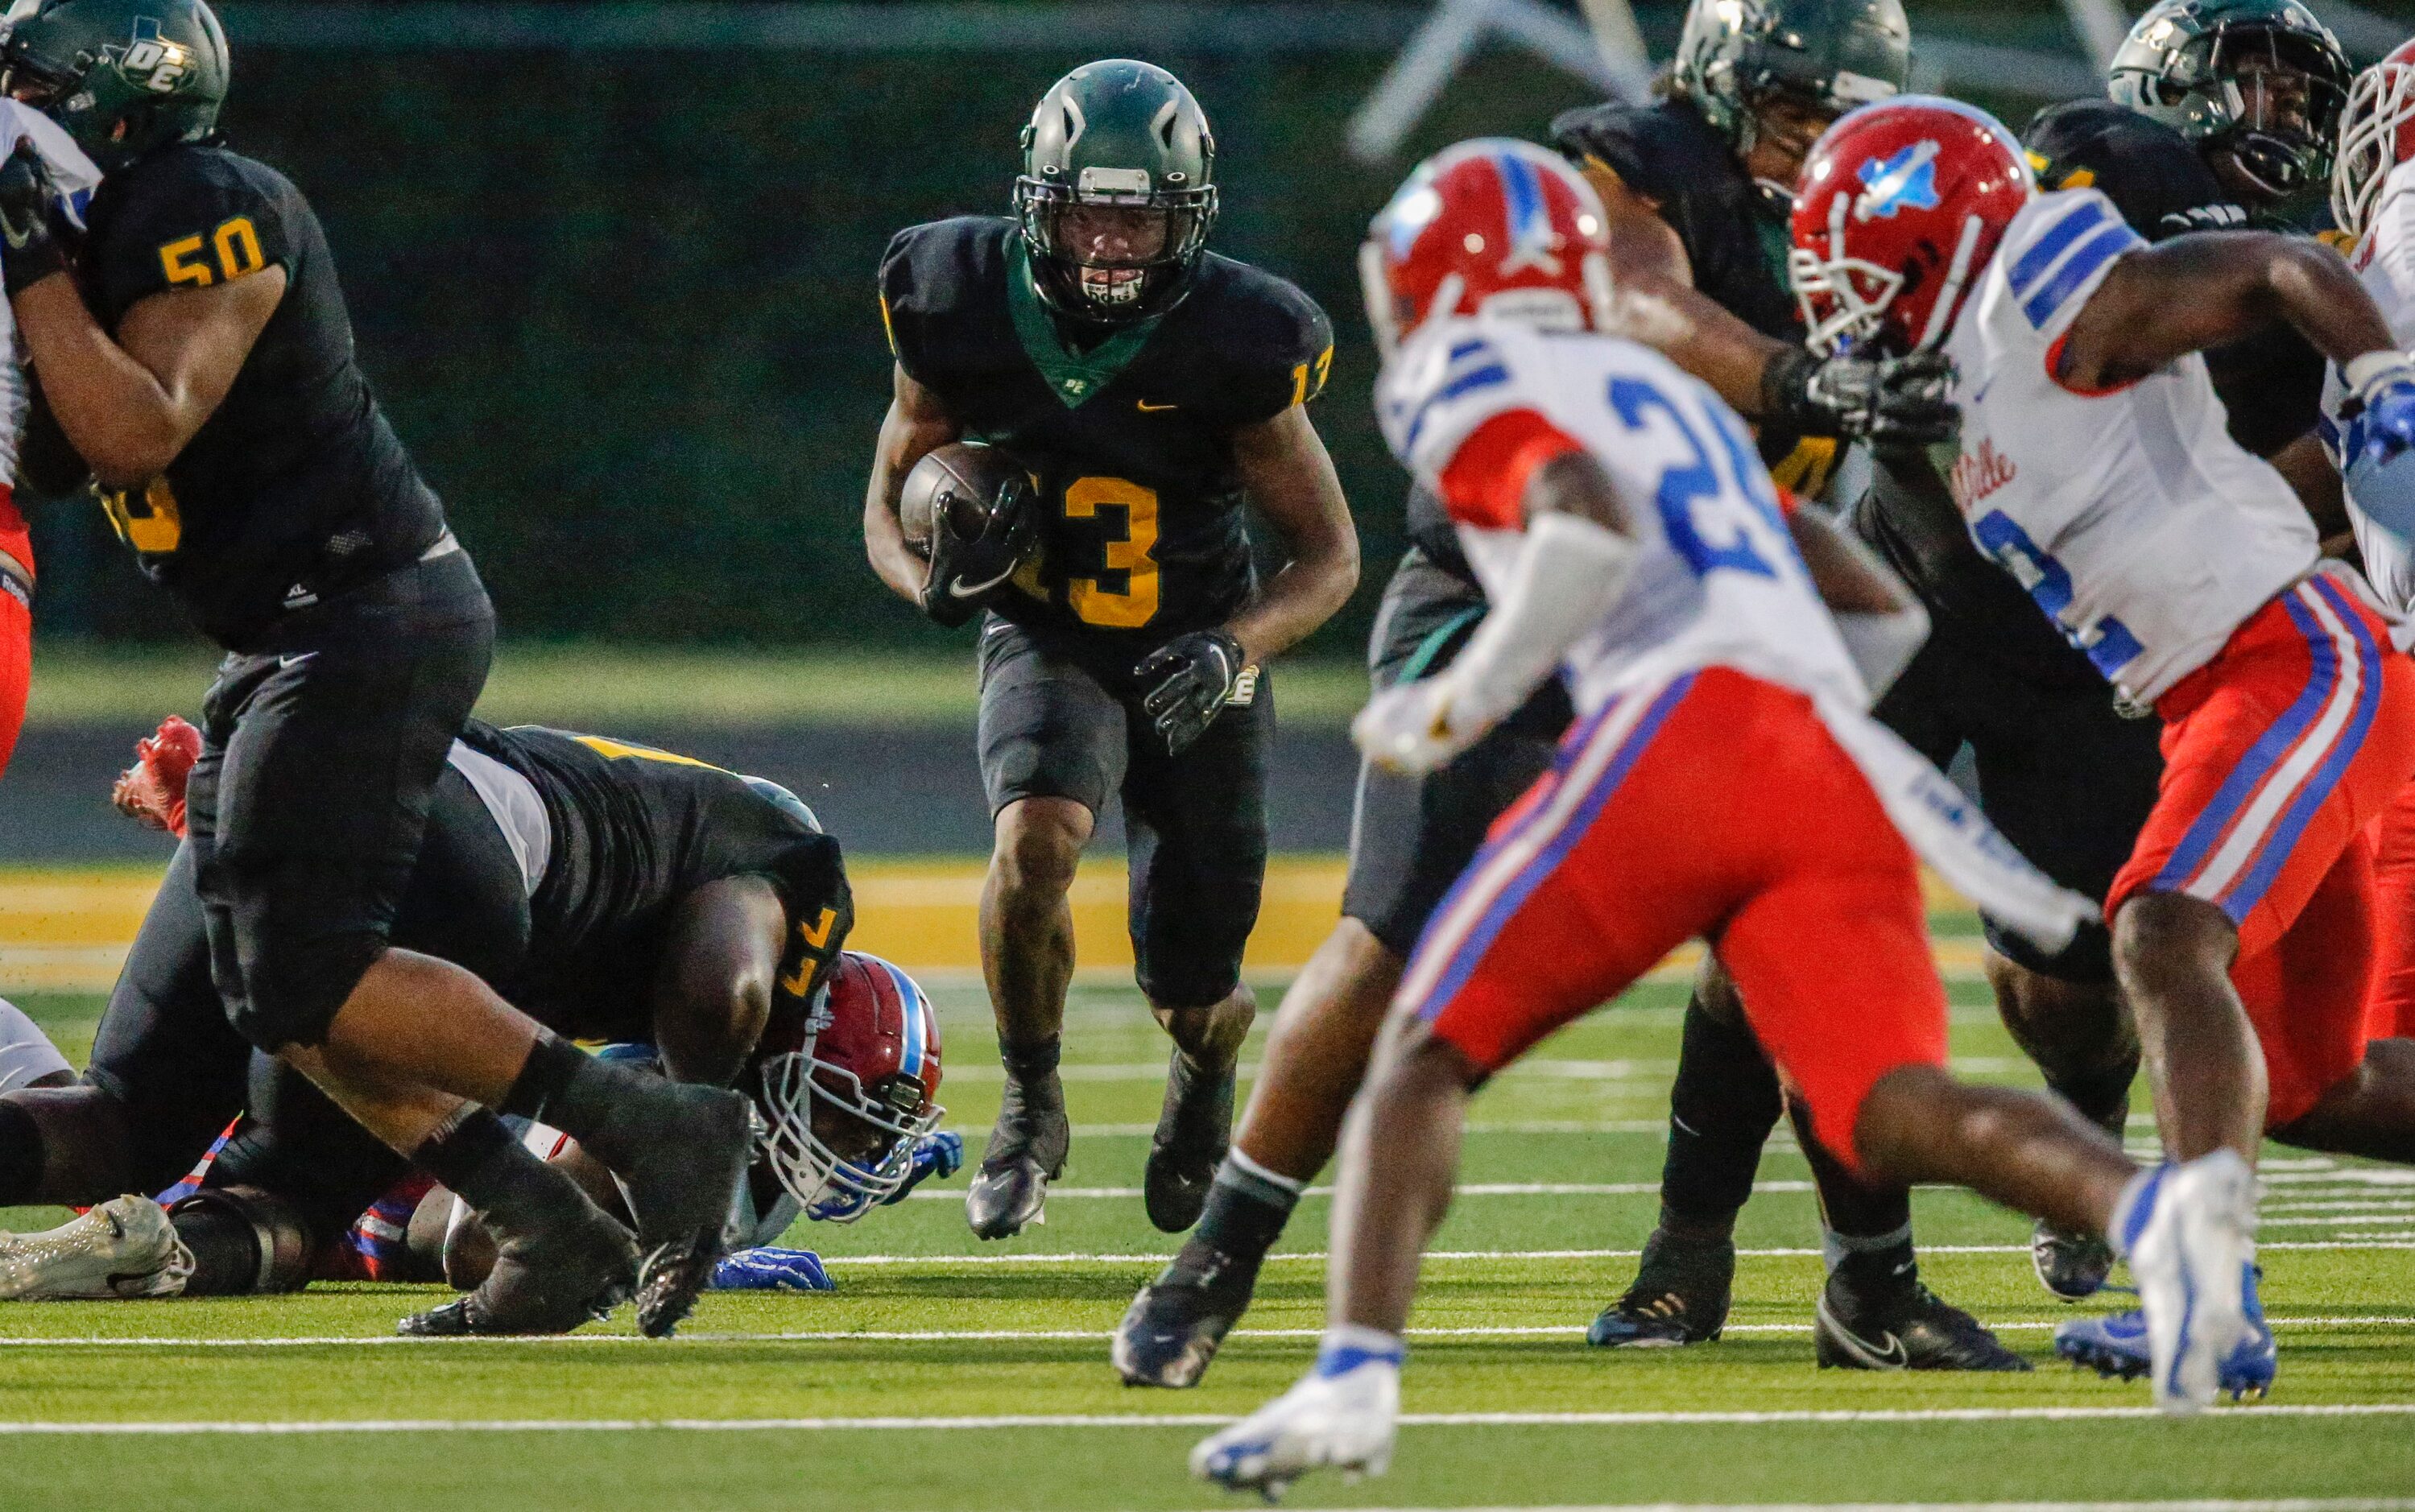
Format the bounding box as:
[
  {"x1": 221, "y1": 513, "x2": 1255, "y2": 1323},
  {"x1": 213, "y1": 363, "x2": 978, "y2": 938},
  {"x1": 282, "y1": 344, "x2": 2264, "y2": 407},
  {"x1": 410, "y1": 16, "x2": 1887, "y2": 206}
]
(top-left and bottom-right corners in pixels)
[
  {"x1": 94, "y1": 167, "x2": 292, "y2": 318},
  {"x1": 876, "y1": 228, "x2": 933, "y2": 384},
  {"x1": 1226, "y1": 287, "x2": 1334, "y2": 425}
]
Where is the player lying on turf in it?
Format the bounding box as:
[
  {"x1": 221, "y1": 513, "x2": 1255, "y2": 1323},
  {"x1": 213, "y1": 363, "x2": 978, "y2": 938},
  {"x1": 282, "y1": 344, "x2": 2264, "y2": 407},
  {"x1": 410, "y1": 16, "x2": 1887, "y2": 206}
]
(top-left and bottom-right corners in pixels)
[
  {"x1": 0, "y1": 718, "x2": 882, "y2": 1332},
  {"x1": 0, "y1": 944, "x2": 956, "y2": 1302},
  {"x1": 1787, "y1": 96, "x2": 2415, "y2": 1398},
  {"x1": 865, "y1": 60, "x2": 1358, "y2": 1243},
  {"x1": 1118, "y1": 0, "x2": 2016, "y2": 1388},
  {"x1": 2325, "y1": 37, "x2": 2415, "y2": 1047},
  {"x1": 1193, "y1": 143, "x2": 2254, "y2": 1495}
]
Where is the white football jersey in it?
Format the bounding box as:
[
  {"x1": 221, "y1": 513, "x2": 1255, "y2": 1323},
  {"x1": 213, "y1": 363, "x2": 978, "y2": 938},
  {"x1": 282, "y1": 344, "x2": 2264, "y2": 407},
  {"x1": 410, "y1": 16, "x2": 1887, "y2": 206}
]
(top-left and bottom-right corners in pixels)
[
  {"x1": 0, "y1": 101, "x2": 99, "y2": 490},
  {"x1": 1376, "y1": 313, "x2": 1867, "y2": 717},
  {"x1": 2326, "y1": 157, "x2": 2415, "y2": 613},
  {"x1": 1942, "y1": 188, "x2": 2321, "y2": 704}
]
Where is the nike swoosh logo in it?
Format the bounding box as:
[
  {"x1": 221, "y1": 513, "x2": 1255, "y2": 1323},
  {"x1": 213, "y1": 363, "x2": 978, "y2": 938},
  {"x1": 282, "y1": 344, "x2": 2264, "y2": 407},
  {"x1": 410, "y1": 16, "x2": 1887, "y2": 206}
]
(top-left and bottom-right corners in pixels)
[
  {"x1": 948, "y1": 564, "x2": 1018, "y2": 599},
  {"x1": 278, "y1": 653, "x2": 316, "y2": 670},
  {"x1": 1855, "y1": 1329, "x2": 1910, "y2": 1367},
  {"x1": 1135, "y1": 400, "x2": 1178, "y2": 412}
]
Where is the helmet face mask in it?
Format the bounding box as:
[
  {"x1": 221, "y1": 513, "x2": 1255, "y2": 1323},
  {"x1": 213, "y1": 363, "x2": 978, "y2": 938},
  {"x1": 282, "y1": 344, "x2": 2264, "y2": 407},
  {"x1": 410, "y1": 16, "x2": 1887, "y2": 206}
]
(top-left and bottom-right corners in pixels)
[
  {"x1": 1014, "y1": 60, "x2": 1219, "y2": 326},
  {"x1": 1673, "y1": 0, "x2": 1912, "y2": 198},
  {"x1": 2110, "y1": 0, "x2": 2351, "y2": 203},
  {"x1": 2332, "y1": 42, "x2": 2415, "y2": 242},
  {"x1": 753, "y1": 952, "x2": 943, "y2": 1225}
]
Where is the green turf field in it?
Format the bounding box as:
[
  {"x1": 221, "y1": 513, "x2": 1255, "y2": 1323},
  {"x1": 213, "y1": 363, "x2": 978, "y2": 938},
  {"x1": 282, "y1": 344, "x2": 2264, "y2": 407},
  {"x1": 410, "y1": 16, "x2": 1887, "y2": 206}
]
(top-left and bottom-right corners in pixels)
[{"x1": 4, "y1": 948, "x2": 2414, "y2": 1510}]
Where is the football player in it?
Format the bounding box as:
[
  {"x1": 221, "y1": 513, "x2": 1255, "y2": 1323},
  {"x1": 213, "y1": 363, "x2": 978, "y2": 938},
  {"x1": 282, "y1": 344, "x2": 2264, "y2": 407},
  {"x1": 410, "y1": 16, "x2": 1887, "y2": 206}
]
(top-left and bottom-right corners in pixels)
[
  {"x1": 1117, "y1": 0, "x2": 1990, "y2": 1389},
  {"x1": 865, "y1": 60, "x2": 1358, "y2": 1241},
  {"x1": 1789, "y1": 95, "x2": 2415, "y2": 1398},
  {"x1": 0, "y1": 0, "x2": 754, "y2": 1336},
  {"x1": 0, "y1": 717, "x2": 861, "y2": 1332},
  {"x1": 1193, "y1": 145, "x2": 2252, "y2": 1495}
]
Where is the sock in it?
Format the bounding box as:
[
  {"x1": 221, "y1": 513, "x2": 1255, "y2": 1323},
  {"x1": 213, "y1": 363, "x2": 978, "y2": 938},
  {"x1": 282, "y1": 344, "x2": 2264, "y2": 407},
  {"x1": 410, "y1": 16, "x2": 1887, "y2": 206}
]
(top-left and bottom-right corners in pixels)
[
  {"x1": 2045, "y1": 1056, "x2": 2140, "y2": 1142},
  {"x1": 1656, "y1": 994, "x2": 1784, "y2": 1239},
  {"x1": 499, "y1": 1031, "x2": 592, "y2": 1124},
  {"x1": 1190, "y1": 1147, "x2": 1304, "y2": 1262},
  {"x1": 1788, "y1": 1098, "x2": 1916, "y2": 1277},
  {"x1": 999, "y1": 1035, "x2": 1063, "y2": 1082},
  {"x1": 0, "y1": 1100, "x2": 42, "y2": 1207},
  {"x1": 2108, "y1": 1163, "x2": 2167, "y2": 1258},
  {"x1": 414, "y1": 1106, "x2": 590, "y2": 1239},
  {"x1": 499, "y1": 1032, "x2": 676, "y2": 1169},
  {"x1": 1315, "y1": 1321, "x2": 1406, "y2": 1376}
]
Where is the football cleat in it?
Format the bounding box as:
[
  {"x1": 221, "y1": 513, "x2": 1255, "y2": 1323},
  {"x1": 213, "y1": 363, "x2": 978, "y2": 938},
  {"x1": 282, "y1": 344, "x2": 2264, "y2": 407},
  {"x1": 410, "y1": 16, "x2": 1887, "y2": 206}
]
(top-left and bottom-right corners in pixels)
[
  {"x1": 612, "y1": 1082, "x2": 755, "y2": 1338},
  {"x1": 2032, "y1": 1217, "x2": 2116, "y2": 1301},
  {"x1": 966, "y1": 1062, "x2": 1068, "y2": 1240},
  {"x1": 2055, "y1": 1151, "x2": 2259, "y2": 1414},
  {"x1": 1813, "y1": 1270, "x2": 2031, "y2": 1372},
  {"x1": 1144, "y1": 1046, "x2": 1236, "y2": 1234},
  {"x1": 2057, "y1": 1263, "x2": 2275, "y2": 1402},
  {"x1": 0, "y1": 1194, "x2": 194, "y2": 1300},
  {"x1": 399, "y1": 1200, "x2": 638, "y2": 1336},
  {"x1": 1113, "y1": 1240, "x2": 1261, "y2": 1388},
  {"x1": 1191, "y1": 1340, "x2": 1402, "y2": 1498},
  {"x1": 1587, "y1": 1226, "x2": 1734, "y2": 1347}
]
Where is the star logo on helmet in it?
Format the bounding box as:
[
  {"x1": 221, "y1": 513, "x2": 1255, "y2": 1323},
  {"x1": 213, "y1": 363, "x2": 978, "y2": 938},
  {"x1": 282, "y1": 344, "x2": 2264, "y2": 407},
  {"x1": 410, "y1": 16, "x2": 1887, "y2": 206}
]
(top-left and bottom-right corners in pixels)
[{"x1": 1854, "y1": 142, "x2": 1942, "y2": 222}]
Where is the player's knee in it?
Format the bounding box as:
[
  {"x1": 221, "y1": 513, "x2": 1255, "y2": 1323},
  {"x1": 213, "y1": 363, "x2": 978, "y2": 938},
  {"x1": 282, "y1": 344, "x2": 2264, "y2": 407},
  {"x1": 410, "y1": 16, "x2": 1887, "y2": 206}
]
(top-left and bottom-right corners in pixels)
[
  {"x1": 2111, "y1": 893, "x2": 2237, "y2": 998},
  {"x1": 1844, "y1": 1064, "x2": 1957, "y2": 1184},
  {"x1": 1990, "y1": 956, "x2": 2135, "y2": 1075},
  {"x1": 990, "y1": 799, "x2": 1090, "y2": 902},
  {"x1": 1266, "y1": 921, "x2": 1404, "y2": 1057},
  {"x1": 222, "y1": 929, "x2": 388, "y2": 1053}
]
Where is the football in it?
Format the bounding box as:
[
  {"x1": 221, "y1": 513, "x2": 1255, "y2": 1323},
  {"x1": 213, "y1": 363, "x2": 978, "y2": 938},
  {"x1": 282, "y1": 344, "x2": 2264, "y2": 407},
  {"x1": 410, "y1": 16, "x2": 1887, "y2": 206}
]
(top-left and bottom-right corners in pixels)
[{"x1": 898, "y1": 441, "x2": 1028, "y2": 560}]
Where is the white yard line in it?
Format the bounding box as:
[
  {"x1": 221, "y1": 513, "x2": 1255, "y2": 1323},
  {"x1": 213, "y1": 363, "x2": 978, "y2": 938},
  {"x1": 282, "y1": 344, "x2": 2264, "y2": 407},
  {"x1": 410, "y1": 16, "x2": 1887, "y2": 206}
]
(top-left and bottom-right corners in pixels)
[
  {"x1": 1164, "y1": 1502, "x2": 2415, "y2": 1512},
  {"x1": 5, "y1": 1315, "x2": 2409, "y2": 1349},
  {"x1": 900, "y1": 1181, "x2": 1818, "y2": 1200},
  {"x1": 1, "y1": 1404, "x2": 2411, "y2": 1434}
]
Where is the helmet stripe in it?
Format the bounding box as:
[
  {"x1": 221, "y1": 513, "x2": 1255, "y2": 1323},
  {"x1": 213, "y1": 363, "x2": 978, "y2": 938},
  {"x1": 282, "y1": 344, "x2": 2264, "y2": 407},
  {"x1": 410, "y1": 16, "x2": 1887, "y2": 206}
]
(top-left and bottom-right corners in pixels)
[
  {"x1": 879, "y1": 960, "x2": 928, "y2": 1079},
  {"x1": 1493, "y1": 148, "x2": 1549, "y2": 258}
]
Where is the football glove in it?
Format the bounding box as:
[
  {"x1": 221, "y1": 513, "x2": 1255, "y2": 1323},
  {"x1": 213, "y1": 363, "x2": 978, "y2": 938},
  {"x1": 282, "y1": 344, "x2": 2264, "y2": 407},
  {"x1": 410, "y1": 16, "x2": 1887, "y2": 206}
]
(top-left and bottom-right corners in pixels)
[
  {"x1": 2343, "y1": 352, "x2": 2415, "y2": 466},
  {"x1": 1136, "y1": 629, "x2": 1247, "y2": 757},
  {"x1": 0, "y1": 139, "x2": 70, "y2": 298},
  {"x1": 918, "y1": 473, "x2": 1038, "y2": 630},
  {"x1": 894, "y1": 1129, "x2": 964, "y2": 1200},
  {"x1": 708, "y1": 1246, "x2": 834, "y2": 1292},
  {"x1": 111, "y1": 714, "x2": 203, "y2": 838},
  {"x1": 1764, "y1": 346, "x2": 1959, "y2": 446},
  {"x1": 1351, "y1": 675, "x2": 1485, "y2": 778}
]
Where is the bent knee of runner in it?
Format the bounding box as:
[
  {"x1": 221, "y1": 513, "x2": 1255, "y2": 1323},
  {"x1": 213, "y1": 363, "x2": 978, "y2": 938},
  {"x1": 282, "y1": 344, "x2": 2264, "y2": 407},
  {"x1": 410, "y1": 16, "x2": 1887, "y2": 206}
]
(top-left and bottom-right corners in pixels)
[
  {"x1": 2110, "y1": 891, "x2": 2239, "y2": 998},
  {"x1": 1842, "y1": 1063, "x2": 1962, "y2": 1186},
  {"x1": 989, "y1": 798, "x2": 1091, "y2": 901}
]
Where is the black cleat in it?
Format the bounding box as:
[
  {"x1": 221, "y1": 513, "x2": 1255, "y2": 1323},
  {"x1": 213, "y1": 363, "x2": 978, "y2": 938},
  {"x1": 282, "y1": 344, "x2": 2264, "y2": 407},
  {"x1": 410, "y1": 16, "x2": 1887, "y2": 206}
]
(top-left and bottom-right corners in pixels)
[
  {"x1": 1588, "y1": 1227, "x2": 1735, "y2": 1347},
  {"x1": 1113, "y1": 1239, "x2": 1261, "y2": 1387},
  {"x1": 1813, "y1": 1268, "x2": 2031, "y2": 1372},
  {"x1": 2031, "y1": 1218, "x2": 2115, "y2": 1302},
  {"x1": 966, "y1": 1063, "x2": 1069, "y2": 1240},
  {"x1": 608, "y1": 1082, "x2": 753, "y2": 1338},
  {"x1": 1143, "y1": 1047, "x2": 1235, "y2": 1234},
  {"x1": 399, "y1": 1203, "x2": 637, "y2": 1337}
]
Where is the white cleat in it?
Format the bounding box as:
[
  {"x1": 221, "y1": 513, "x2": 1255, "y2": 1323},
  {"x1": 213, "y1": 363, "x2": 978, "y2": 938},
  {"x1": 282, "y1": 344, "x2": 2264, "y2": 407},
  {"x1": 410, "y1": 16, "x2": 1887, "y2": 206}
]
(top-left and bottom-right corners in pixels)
[
  {"x1": 2128, "y1": 1149, "x2": 2257, "y2": 1416},
  {"x1": 0, "y1": 1194, "x2": 196, "y2": 1300},
  {"x1": 1191, "y1": 1356, "x2": 1400, "y2": 1500}
]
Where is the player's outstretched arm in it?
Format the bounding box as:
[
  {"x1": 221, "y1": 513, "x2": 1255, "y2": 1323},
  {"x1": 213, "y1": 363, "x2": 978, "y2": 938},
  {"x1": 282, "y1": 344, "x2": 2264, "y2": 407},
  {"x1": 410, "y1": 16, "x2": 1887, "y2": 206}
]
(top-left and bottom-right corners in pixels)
[
  {"x1": 1582, "y1": 166, "x2": 1788, "y2": 417},
  {"x1": 1225, "y1": 404, "x2": 1359, "y2": 668},
  {"x1": 862, "y1": 363, "x2": 964, "y2": 607},
  {"x1": 2056, "y1": 232, "x2": 2398, "y2": 395}
]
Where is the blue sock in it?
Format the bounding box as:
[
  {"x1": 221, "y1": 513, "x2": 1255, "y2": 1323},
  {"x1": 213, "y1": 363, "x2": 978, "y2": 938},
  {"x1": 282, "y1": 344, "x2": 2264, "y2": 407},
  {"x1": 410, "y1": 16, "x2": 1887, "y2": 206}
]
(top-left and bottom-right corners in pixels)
[{"x1": 1316, "y1": 1323, "x2": 1405, "y2": 1377}]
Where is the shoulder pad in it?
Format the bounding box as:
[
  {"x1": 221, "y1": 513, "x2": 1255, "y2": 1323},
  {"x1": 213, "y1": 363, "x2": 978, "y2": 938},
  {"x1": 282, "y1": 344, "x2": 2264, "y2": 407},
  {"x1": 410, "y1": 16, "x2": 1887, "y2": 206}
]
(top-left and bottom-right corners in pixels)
[
  {"x1": 2023, "y1": 100, "x2": 2239, "y2": 242},
  {"x1": 1549, "y1": 98, "x2": 1730, "y2": 209}
]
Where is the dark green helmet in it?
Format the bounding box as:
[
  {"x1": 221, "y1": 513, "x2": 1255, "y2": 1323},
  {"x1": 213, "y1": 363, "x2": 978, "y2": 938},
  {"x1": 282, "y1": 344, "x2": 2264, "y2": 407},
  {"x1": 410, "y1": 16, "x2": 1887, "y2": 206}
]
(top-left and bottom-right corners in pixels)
[
  {"x1": 1672, "y1": 0, "x2": 1911, "y2": 154},
  {"x1": 1013, "y1": 59, "x2": 1218, "y2": 325},
  {"x1": 2108, "y1": 0, "x2": 2351, "y2": 200},
  {"x1": 0, "y1": 0, "x2": 228, "y2": 173}
]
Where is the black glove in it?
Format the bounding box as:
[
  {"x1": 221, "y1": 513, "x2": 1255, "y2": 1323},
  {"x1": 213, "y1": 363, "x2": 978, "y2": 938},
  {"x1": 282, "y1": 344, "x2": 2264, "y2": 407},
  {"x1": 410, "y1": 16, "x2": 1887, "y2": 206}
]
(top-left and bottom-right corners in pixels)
[
  {"x1": 1135, "y1": 629, "x2": 1246, "y2": 757},
  {"x1": 0, "y1": 140, "x2": 69, "y2": 298},
  {"x1": 1762, "y1": 346, "x2": 1959, "y2": 447},
  {"x1": 917, "y1": 474, "x2": 1037, "y2": 630}
]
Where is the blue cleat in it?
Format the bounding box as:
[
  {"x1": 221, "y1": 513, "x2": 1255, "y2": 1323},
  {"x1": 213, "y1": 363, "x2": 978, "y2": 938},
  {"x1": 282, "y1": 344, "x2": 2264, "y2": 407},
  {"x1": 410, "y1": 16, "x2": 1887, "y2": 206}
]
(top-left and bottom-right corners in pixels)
[{"x1": 2055, "y1": 1262, "x2": 2273, "y2": 1400}]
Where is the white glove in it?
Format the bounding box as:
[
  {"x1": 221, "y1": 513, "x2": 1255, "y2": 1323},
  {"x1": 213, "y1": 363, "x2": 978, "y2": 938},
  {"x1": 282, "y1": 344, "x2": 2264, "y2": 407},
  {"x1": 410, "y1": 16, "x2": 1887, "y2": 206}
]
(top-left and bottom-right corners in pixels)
[{"x1": 1353, "y1": 675, "x2": 1488, "y2": 776}]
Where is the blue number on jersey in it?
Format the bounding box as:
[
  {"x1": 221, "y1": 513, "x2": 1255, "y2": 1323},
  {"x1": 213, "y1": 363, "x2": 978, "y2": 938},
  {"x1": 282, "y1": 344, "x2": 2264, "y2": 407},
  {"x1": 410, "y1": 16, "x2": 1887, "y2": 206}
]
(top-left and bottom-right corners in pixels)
[
  {"x1": 1970, "y1": 509, "x2": 2145, "y2": 679},
  {"x1": 1607, "y1": 377, "x2": 1783, "y2": 580}
]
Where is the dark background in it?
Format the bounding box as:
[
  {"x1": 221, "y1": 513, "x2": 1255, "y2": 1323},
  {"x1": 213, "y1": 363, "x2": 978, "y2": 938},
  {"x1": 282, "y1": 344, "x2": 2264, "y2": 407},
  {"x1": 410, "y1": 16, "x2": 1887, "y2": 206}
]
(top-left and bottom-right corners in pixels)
[{"x1": 22, "y1": 1, "x2": 2099, "y2": 654}]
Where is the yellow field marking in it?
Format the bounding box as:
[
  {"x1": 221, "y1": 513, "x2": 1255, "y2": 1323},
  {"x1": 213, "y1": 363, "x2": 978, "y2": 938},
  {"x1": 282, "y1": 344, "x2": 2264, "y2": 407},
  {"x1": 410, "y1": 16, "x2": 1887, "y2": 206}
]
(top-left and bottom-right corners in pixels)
[{"x1": 0, "y1": 862, "x2": 1987, "y2": 994}]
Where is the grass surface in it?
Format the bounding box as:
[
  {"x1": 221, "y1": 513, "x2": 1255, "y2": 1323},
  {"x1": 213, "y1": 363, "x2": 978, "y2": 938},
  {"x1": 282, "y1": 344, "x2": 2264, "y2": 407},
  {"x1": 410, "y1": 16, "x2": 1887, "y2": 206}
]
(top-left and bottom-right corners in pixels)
[
  {"x1": 23, "y1": 645, "x2": 1375, "y2": 729},
  {"x1": 3, "y1": 945, "x2": 2414, "y2": 1509}
]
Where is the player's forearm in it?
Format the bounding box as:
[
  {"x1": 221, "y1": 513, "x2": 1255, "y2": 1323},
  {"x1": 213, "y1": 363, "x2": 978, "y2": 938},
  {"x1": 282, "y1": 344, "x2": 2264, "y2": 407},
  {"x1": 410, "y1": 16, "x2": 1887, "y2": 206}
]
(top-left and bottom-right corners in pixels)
[
  {"x1": 10, "y1": 275, "x2": 188, "y2": 488},
  {"x1": 863, "y1": 389, "x2": 959, "y2": 605},
  {"x1": 1598, "y1": 268, "x2": 1792, "y2": 419},
  {"x1": 2265, "y1": 238, "x2": 2399, "y2": 369},
  {"x1": 1226, "y1": 534, "x2": 1358, "y2": 667}
]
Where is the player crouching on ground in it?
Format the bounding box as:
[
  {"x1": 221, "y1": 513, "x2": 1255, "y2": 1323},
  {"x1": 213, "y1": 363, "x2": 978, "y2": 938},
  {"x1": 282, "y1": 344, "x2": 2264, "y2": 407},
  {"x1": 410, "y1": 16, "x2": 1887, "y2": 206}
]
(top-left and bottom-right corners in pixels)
[
  {"x1": 1193, "y1": 141, "x2": 2254, "y2": 1496},
  {"x1": 1789, "y1": 97, "x2": 2415, "y2": 1398}
]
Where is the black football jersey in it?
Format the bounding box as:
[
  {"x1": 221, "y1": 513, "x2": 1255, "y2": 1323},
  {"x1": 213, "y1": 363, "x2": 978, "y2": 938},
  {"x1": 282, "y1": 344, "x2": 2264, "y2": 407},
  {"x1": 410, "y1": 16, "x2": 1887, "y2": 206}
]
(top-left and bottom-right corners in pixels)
[
  {"x1": 880, "y1": 217, "x2": 1333, "y2": 652},
  {"x1": 463, "y1": 723, "x2": 853, "y2": 1045},
  {"x1": 2024, "y1": 99, "x2": 2322, "y2": 459},
  {"x1": 81, "y1": 143, "x2": 447, "y2": 648},
  {"x1": 1549, "y1": 97, "x2": 1836, "y2": 495}
]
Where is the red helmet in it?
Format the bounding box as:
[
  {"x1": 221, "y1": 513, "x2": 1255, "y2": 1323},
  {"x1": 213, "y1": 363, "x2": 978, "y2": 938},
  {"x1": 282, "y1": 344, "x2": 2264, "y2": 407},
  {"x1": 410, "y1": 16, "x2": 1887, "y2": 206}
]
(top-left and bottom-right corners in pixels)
[
  {"x1": 1359, "y1": 136, "x2": 1611, "y2": 357},
  {"x1": 755, "y1": 950, "x2": 943, "y2": 1222},
  {"x1": 1789, "y1": 97, "x2": 2034, "y2": 355},
  {"x1": 2334, "y1": 40, "x2": 2415, "y2": 243}
]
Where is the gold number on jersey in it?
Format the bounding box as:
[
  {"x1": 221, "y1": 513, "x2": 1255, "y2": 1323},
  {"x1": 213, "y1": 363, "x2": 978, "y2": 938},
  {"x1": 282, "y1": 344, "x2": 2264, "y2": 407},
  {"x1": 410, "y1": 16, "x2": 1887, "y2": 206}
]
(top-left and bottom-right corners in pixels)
[
  {"x1": 157, "y1": 217, "x2": 267, "y2": 290},
  {"x1": 99, "y1": 477, "x2": 182, "y2": 555},
  {"x1": 1063, "y1": 476, "x2": 1160, "y2": 629}
]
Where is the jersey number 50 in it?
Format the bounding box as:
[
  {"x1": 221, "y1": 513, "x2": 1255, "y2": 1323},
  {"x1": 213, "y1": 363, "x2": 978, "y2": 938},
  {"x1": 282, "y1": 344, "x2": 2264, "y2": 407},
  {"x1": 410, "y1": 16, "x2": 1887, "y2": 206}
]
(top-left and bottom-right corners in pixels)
[{"x1": 159, "y1": 217, "x2": 267, "y2": 290}]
